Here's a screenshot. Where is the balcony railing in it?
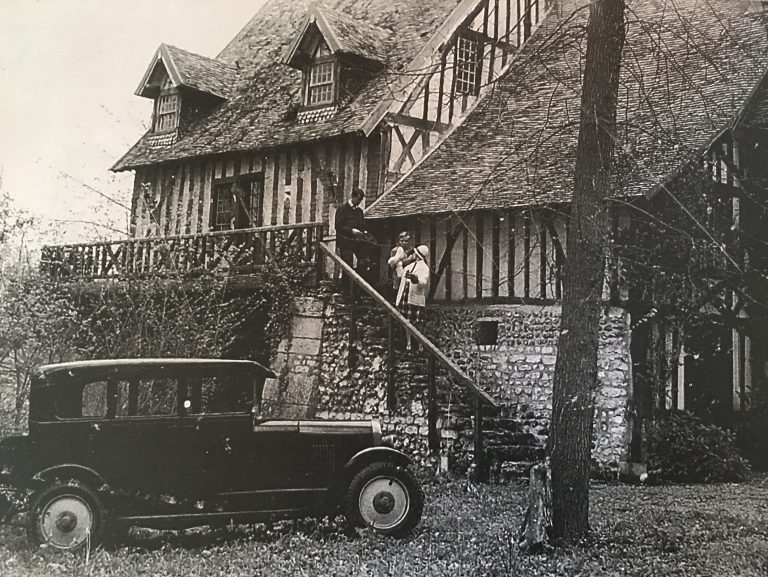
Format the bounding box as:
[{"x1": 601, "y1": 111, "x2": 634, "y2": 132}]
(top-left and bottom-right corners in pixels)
[{"x1": 41, "y1": 223, "x2": 325, "y2": 281}]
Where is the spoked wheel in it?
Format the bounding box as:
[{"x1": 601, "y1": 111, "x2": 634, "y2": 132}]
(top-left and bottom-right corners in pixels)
[
  {"x1": 345, "y1": 462, "x2": 424, "y2": 537},
  {"x1": 27, "y1": 480, "x2": 103, "y2": 551}
]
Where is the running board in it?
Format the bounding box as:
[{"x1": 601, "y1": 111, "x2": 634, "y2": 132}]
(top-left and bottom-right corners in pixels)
[{"x1": 118, "y1": 508, "x2": 317, "y2": 530}]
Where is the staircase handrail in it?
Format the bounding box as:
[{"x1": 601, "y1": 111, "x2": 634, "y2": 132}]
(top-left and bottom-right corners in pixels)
[{"x1": 318, "y1": 242, "x2": 498, "y2": 409}]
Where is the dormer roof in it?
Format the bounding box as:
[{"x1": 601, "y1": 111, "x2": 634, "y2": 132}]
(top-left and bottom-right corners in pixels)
[
  {"x1": 284, "y1": 3, "x2": 391, "y2": 69},
  {"x1": 135, "y1": 44, "x2": 237, "y2": 100}
]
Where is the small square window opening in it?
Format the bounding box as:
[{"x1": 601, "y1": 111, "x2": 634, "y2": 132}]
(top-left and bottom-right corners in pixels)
[{"x1": 477, "y1": 319, "x2": 499, "y2": 346}]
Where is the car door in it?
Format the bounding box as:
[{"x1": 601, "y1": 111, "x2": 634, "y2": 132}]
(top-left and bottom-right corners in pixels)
[
  {"x1": 103, "y1": 375, "x2": 186, "y2": 497},
  {"x1": 181, "y1": 373, "x2": 262, "y2": 500},
  {"x1": 36, "y1": 377, "x2": 111, "y2": 477}
]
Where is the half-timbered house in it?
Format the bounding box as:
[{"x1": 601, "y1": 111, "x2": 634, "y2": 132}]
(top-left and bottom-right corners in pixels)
[{"x1": 42, "y1": 0, "x2": 768, "y2": 474}]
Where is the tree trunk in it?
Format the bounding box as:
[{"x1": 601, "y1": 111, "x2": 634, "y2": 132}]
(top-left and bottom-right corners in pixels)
[{"x1": 549, "y1": 0, "x2": 626, "y2": 544}]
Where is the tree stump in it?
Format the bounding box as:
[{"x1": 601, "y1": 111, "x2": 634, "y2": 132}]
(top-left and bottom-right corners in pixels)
[{"x1": 518, "y1": 462, "x2": 552, "y2": 553}]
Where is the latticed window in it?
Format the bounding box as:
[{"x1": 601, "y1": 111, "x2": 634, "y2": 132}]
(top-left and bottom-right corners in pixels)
[
  {"x1": 155, "y1": 93, "x2": 179, "y2": 132},
  {"x1": 308, "y1": 61, "x2": 334, "y2": 106},
  {"x1": 211, "y1": 177, "x2": 263, "y2": 231},
  {"x1": 212, "y1": 184, "x2": 235, "y2": 231},
  {"x1": 455, "y1": 34, "x2": 482, "y2": 95}
]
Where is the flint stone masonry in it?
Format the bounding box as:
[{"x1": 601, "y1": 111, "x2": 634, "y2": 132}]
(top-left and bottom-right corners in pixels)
[{"x1": 316, "y1": 299, "x2": 631, "y2": 472}]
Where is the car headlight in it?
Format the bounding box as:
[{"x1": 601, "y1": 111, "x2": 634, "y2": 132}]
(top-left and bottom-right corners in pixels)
[{"x1": 380, "y1": 435, "x2": 396, "y2": 448}]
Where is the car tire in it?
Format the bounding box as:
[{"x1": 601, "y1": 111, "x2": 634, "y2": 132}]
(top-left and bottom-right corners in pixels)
[
  {"x1": 344, "y1": 462, "x2": 424, "y2": 537},
  {"x1": 26, "y1": 479, "x2": 104, "y2": 551}
]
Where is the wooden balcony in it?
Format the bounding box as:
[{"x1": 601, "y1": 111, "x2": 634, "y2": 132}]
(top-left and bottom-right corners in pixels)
[{"x1": 41, "y1": 223, "x2": 325, "y2": 282}]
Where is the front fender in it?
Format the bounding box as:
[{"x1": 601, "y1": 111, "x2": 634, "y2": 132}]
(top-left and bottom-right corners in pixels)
[
  {"x1": 32, "y1": 464, "x2": 106, "y2": 489},
  {"x1": 343, "y1": 446, "x2": 412, "y2": 473}
]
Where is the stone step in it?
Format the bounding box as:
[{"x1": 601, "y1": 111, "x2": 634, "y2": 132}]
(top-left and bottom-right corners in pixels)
[
  {"x1": 487, "y1": 445, "x2": 546, "y2": 462},
  {"x1": 495, "y1": 461, "x2": 536, "y2": 481},
  {"x1": 483, "y1": 431, "x2": 540, "y2": 446}
]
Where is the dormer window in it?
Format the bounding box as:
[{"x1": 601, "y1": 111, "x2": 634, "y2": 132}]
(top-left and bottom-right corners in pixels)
[
  {"x1": 309, "y1": 61, "x2": 335, "y2": 106},
  {"x1": 155, "y1": 91, "x2": 179, "y2": 132},
  {"x1": 305, "y1": 40, "x2": 336, "y2": 107},
  {"x1": 285, "y1": 5, "x2": 388, "y2": 119},
  {"x1": 135, "y1": 44, "x2": 235, "y2": 141}
]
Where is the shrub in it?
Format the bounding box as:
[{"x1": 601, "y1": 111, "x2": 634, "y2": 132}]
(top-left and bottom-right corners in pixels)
[
  {"x1": 734, "y1": 401, "x2": 768, "y2": 471},
  {"x1": 647, "y1": 411, "x2": 750, "y2": 483}
]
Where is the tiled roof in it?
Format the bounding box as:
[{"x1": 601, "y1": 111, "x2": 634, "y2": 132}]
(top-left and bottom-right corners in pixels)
[
  {"x1": 366, "y1": 0, "x2": 768, "y2": 219},
  {"x1": 318, "y1": 3, "x2": 391, "y2": 63},
  {"x1": 163, "y1": 44, "x2": 237, "y2": 99},
  {"x1": 736, "y1": 69, "x2": 768, "y2": 131},
  {"x1": 113, "y1": 0, "x2": 464, "y2": 172}
]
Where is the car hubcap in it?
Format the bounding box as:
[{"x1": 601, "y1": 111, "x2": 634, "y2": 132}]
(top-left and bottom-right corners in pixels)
[
  {"x1": 39, "y1": 495, "x2": 93, "y2": 549},
  {"x1": 358, "y1": 476, "x2": 409, "y2": 530}
]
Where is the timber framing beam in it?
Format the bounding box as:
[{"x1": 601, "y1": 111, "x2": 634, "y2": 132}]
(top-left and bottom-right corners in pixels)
[{"x1": 385, "y1": 113, "x2": 452, "y2": 134}]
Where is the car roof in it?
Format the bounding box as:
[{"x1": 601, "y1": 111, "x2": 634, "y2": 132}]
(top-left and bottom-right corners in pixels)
[{"x1": 35, "y1": 358, "x2": 276, "y2": 383}]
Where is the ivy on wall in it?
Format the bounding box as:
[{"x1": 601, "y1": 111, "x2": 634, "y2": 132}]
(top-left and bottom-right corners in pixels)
[{"x1": 0, "y1": 259, "x2": 311, "y2": 434}]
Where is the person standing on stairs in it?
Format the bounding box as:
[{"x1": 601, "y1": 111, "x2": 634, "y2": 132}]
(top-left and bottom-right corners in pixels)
[
  {"x1": 396, "y1": 245, "x2": 430, "y2": 351},
  {"x1": 334, "y1": 187, "x2": 369, "y2": 294},
  {"x1": 387, "y1": 231, "x2": 412, "y2": 301}
]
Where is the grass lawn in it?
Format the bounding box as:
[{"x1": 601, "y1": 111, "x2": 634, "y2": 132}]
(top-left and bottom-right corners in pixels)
[{"x1": 1, "y1": 474, "x2": 767, "y2": 577}]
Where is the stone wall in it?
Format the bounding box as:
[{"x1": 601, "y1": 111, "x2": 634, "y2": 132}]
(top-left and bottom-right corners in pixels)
[
  {"x1": 315, "y1": 298, "x2": 632, "y2": 472},
  {"x1": 425, "y1": 304, "x2": 632, "y2": 469}
]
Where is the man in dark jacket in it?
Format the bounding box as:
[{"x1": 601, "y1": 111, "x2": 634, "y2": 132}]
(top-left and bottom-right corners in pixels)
[{"x1": 334, "y1": 188, "x2": 368, "y2": 293}]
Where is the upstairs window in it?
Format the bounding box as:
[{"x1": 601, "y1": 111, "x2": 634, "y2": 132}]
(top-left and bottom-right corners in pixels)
[
  {"x1": 304, "y1": 39, "x2": 336, "y2": 107},
  {"x1": 455, "y1": 33, "x2": 482, "y2": 96},
  {"x1": 309, "y1": 61, "x2": 335, "y2": 106},
  {"x1": 155, "y1": 92, "x2": 179, "y2": 132}
]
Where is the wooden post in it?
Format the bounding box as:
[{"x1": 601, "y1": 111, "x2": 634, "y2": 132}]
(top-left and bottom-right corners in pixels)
[
  {"x1": 387, "y1": 317, "x2": 397, "y2": 412},
  {"x1": 473, "y1": 397, "x2": 485, "y2": 481},
  {"x1": 518, "y1": 462, "x2": 552, "y2": 552},
  {"x1": 349, "y1": 283, "x2": 358, "y2": 368},
  {"x1": 428, "y1": 356, "x2": 439, "y2": 454}
]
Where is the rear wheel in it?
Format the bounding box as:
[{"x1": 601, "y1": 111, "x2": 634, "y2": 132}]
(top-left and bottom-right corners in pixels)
[
  {"x1": 26, "y1": 480, "x2": 103, "y2": 551},
  {"x1": 344, "y1": 462, "x2": 423, "y2": 537}
]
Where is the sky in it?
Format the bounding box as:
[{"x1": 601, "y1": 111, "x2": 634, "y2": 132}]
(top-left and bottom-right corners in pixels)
[{"x1": 0, "y1": 0, "x2": 268, "y2": 245}]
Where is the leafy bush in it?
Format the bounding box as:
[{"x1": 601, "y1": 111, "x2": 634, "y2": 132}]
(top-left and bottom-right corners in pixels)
[
  {"x1": 0, "y1": 260, "x2": 302, "y2": 435},
  {"x1": 647, "y1": 411, "x2": 750, "y2": 483},
  {"x1": 734, "y1": 401, "x2": 768, "y2": 471}
]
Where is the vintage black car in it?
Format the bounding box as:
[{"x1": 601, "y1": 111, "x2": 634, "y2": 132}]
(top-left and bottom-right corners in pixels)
[{"x1": 0, "y1": 359, "x2": 423, "y2": 550}]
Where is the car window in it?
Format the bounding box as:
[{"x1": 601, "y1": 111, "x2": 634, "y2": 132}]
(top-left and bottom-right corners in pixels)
[
  {"x1": 188, "y1": 375, "x2": 253, "y2": 414},
  {"x1": 81, "y1": 381, "x2": 108, "y2": 417},
  {"x1": 55, "y1": 379, "x2": 108, "y2": 419},
  {"x1": 134, "y1": 377, "x2": 178, "y2": 416},
  {"x1": 115, "y1": 380, "x2": 133, "y2": 417}
]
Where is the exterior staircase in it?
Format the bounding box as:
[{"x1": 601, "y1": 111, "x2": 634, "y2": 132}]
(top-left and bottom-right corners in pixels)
[
  {"x1": 264, "y1": 245, "x2": 547, "y2": 479},
  {"x1": 325, "y1": 290, "x2": 546, "y2": 479}
]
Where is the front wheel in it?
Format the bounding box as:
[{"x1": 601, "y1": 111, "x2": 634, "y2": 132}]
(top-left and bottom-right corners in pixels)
[
  {"x1": 344, "y1": 462, "x2": 424, "y2": 536},
  {"x1": 26, "y1": 480, "x2": 103, "y2": 551}
]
